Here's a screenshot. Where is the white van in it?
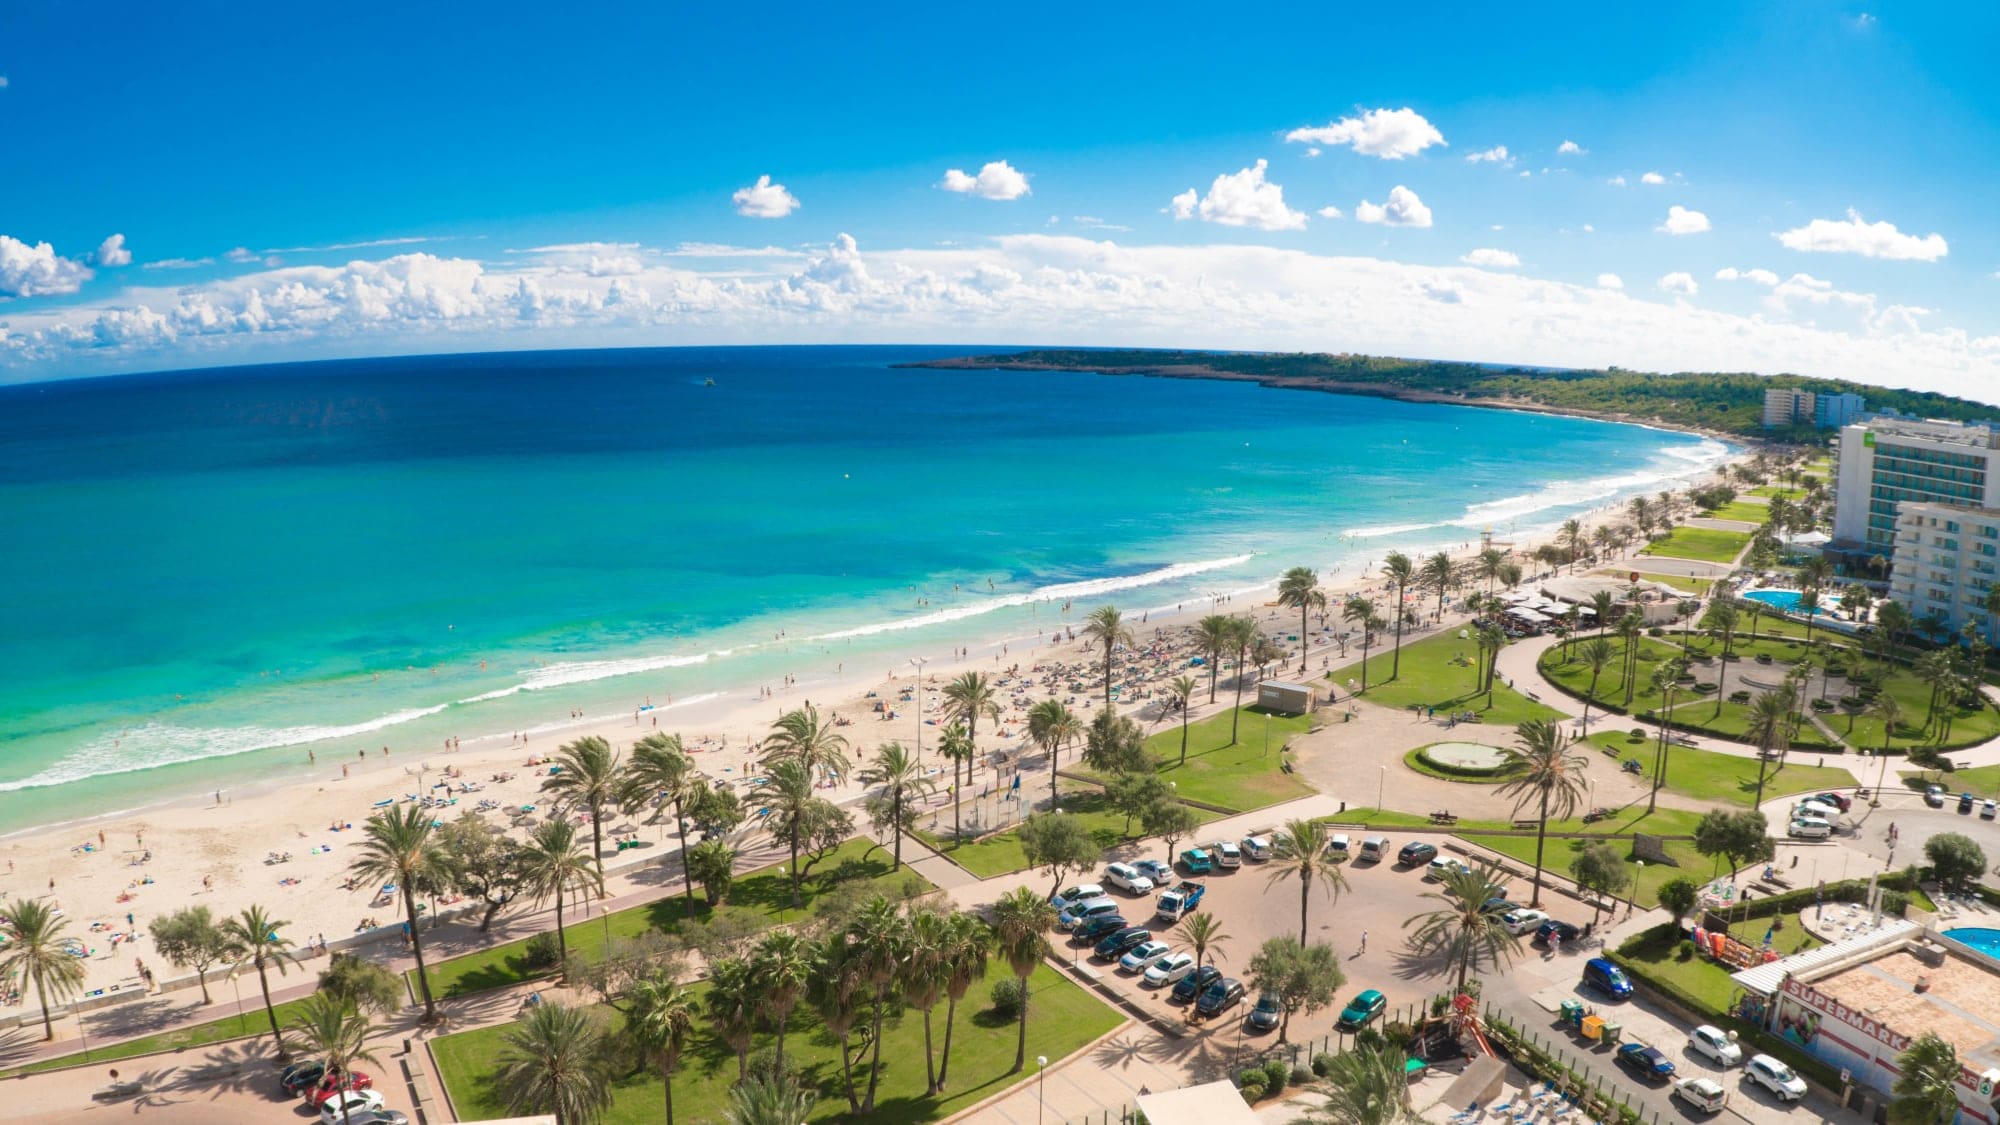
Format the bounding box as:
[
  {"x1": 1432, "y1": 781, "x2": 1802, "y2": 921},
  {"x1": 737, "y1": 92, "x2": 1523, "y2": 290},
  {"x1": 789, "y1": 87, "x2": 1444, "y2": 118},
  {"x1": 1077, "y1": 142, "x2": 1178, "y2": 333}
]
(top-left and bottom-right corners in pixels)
[
  {"x1": 1793, "y1": 799, "x2": 1841, "y2": 821},
  {"x1": 1358, "y1": 836, "x2": 1390, "y2": 863},
  {"x1": 1673, "y1": 1077, "x2": 1728, "y2": 1115},
  {"x1": 1325, "y1": 833, "x2": 1351, "y2": 860},
  {"x1": 1241, "y1": 835, "x2": 1272, "y2": 862},
  {"x1": 1787, "y1": 817, "x2": 1833, "y2": 840}
]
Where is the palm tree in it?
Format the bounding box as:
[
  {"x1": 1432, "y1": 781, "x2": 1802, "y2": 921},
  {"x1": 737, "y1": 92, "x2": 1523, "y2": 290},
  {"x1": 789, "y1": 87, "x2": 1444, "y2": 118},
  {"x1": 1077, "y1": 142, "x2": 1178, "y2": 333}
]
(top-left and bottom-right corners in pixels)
[
  {"x1": 290, "y1": 994, "x2": 383, "y2": 1125},
  {"x1": 1300, "y1": 1045, "x2": 1417, "y2": 1125},
  {"x1": 496, "y1": 1001, "x2": 613, "y2": 1125},
  {"x1": 1497, "y1": 720, "x2": 1590, "y2": 908},
  {"x1": 1478, "y1": 547, "x2": 1506, "y2": 595},
  {"x1": 806, "y1": 931, "x2": 866, "y2": 1112},
  {"x1": 1197, "y1": 614, "x2": 1234, "y2": 702},
  {"x1": 935, "y1": 911, "x2": 991, "y2": 1091},
  {"x1": 1869, "y1": 693, "x2": 1905, "y2": 801},
  {"x1": 861, "y1": 740, "x2": 934, "y2": 870},
  {"x1": 1616, "y1": 611, "x2": 1645, "y2": 708},
  {"x1": 629, "y1": 732, "x2": 700, "y2": 909},
  {"x1": 540, "y1": 735, "x2": 635, "y2": 893},
  {"x1": 685, "y1": 838, "x2": 738, "y2": 906},
  {"x1": 704, "y1": 956, "x2": 760, "y2": 1082},
  {"x1": 519, "y1": 818, "x2": 600, "y2": 974},
  {"x1": 1278, "y1": 566, "x2": 1326, "y2": 673},
  {"x1": 1576, "y1": 637, "x2": 1614, "y2": 726},
  {"x1": 221, "y1": 905, "x2": 295, "y2": 1058},
  {"x1": 1590, "y1": 590, "x2": 1616, "y2": 637},
  {"x1": 1747, "y1": 688, "x2": 1796, "y2": 807},
  {"x1": 760, "y1": 703, "x2": 853, "y2": 779},
  {"x1": 1702, "y1": 600, "x2": 1740, "y2": 661},
  {"x1": 1403, "y1": 863, "x2": 1518, "y2": 990},
  {"x1": 1344, "y1": 595, "x2": 1378, "y2": 691},
  {"x1": 725, "y1": 1076, "x2": 816, "y2": 1125},
  {"x1": 1166, "y1": 675, "x2": 1199, "y2": 764},
  {"x1": 1174, "y1": 912, "x2": 1230, "y2": 989},
  {"x1": 756, "y1": 757, "x2": 819, "y2": 908},
  {"x1": 1562, "y1": 518, "x2": 1588, "y2": 571},
  {"x1": 1265, "y1": 818, "x2": 1349, "y2": 946},
  {"x1": 936, "y1": 724, "x2": 974, "y2": 841},
  {"x1": 622, "y1": 970, "x2": 696, "y2": 1125},
  {"x1": 1421, "y1": 552, "x2": 1456, "y2": 621},
  {"x1": 990, "y1": 886, "x2": 1056, "y2": 1074},
  {"x1": 0, "y1": 899, "x2": 86, "y2": 1040},
  {"x1": 1473, "y1": 621, "x2": 1506, "y2": 706},
  {"x1": 752, "y1": 928, "x2": 817, "y2": 1076},
  {"x1": 1027, "y1": 698, "x2": 1080, "y2": 809},
  {"x1": 1649, "y1": 659, "x2": 1686, "y2": 812},
  {"x1": 942, "y1": 670, "x2": 1002, "y2": 805},
  {"x1": 1890, "y1": 1033, "x2": 1963, "y2": 1125},
  {"x1": 1227, "y1": 616, "x2": 1258, "y2": 744},
  {"x1": 904, "y1": 908, "x2": 951, "y2": 1094},
  {"x1": 349, "y1": 804, "x2": 445, "y2": 1022},
  {"x1": 1081, "y1": 605, "x2": 1135, "y2": 710},
  {"x1": 1381, "y1": 552, "x2": 1415, "y2": 680},
  {"x1": 849, "y1": 895, "x2": 909, "y2": 1112},
  {"x1": 1917, "y1": 649, "x2": 1959, "y2": 737}
]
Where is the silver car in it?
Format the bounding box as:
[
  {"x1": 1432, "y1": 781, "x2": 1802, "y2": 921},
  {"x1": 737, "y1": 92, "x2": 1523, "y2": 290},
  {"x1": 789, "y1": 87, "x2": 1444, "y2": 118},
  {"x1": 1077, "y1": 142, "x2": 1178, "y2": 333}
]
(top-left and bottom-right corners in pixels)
[
  {"x1": 1744, "y1": 1054, "x2": 1806, "y2": 1102},
  {"x1": 1688, "y1": 1024, "x2": 1741, "y2": 1066}
]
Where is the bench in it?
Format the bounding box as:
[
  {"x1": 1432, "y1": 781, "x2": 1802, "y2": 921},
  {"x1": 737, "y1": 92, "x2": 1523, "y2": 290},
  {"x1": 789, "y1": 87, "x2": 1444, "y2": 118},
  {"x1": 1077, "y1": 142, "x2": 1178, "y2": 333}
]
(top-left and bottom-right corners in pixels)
[
  {"x1": 1512, "y1": 819, "x2": 1541, "y2": 831},
  {"x1": 93, "y1": 1082, "x2": 145, "y2": 1102}
]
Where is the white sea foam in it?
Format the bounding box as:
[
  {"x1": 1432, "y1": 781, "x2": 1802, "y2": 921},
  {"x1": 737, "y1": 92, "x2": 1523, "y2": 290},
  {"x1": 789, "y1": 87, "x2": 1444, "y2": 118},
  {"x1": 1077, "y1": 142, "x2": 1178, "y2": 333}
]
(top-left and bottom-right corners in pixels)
[
  {"x1": 1346, "y1": 522, "x2": 1442, "y2": 539},
  {"x1": 456, "y1": 648, "x2": 737, "y2": 704},
  {"x1": 807, "y1": 554, "x2": 1256, "y2": 643},
  {"x1": 1451, "y1": 441, "x2": 1730, "y2": 529}
]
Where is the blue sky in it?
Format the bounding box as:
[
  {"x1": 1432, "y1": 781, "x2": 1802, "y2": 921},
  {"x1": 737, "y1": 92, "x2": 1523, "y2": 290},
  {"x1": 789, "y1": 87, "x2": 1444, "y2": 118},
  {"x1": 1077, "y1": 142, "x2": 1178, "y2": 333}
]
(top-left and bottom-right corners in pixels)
[{"x1": 4, "y1": 2, "x2": 1998, "y2": 396}]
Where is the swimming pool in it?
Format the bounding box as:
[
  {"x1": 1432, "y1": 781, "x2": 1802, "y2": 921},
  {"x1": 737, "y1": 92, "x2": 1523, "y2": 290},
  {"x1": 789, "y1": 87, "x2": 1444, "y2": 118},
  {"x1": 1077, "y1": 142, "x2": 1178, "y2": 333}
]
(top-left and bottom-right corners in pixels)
[
  {"x1": 1945, "y1": 927, "x2": 2000, "y2": 960},
  {"x1": 1741, "y1": 589, "x2": 1840, "y2": 616}
]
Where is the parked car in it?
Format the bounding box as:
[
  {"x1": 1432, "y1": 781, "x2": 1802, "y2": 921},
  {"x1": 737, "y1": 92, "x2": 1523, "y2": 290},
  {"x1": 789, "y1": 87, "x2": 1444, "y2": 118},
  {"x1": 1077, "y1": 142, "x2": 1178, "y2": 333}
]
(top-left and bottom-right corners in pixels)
[
  {"x1": 1241, "y1": 835, "x2": 1272, "y2": 861},
  {"x1": 1583, "y1": 958, "x2": 1633, "y2": 999},
  {"x1": 280, "y1": 1062, "x2": 332, "y2": 1098},
  {"x1": 1673, "y1": 1076, "x2": 1729, "y2": 1114},
  {"x1": 1812, "y1": 791, "x2": 1852, "y2": 813},
  {"x1": 320, "y1": 1091, "x2": 386, "y2": 1125},
  {"x1": 1133, "y1": 859, "x2": 1174, "y2": 883},
  {"x1": 1427, "y1": 856, "x2": 1471, "y2": 881},
  {"x1": 1170, "y1": 964, "x2": 1222, "y2": 1004},
  {"x1": 1358, "y1": 836, "x2": 1389, "y2": 863},
  {"x1": 1961, "y1": 792, "x2": 1977, "y2": 814},
  {"x1": 1984, "y1": 800, "x2": 1997, "y2": 821},
  {"x1": 1688, "y1": 1024, "x2": 1742, "y2": 1067},
  {"x1": 1247, "y1": 990, "x2": 1283, "y2": 1031},
  {"x1": 1119, "y1": 940, "x2": 1173, "y2": 973},
  {"x1": 1212, "y1": 839, "x2": 1243, "y2": 868},
  {"x1": 1925, "y1": 785, "x2": 1946, "y2": 808},
  {"x1": 1326, "y1": 833, "x2": 1351, "y2": 859},
  {"x1": 1179, "y1": 847, "x2": 1214, "y2": 875},
  {"x1": 1787, "y1": 818, "x2": 1833, "y2": 840},
  {"x1": 1744, "y1": 1055, "x2": 1807, "y2": 1102},
  {"x1": 1143, "y1": 951, "x2": 1197, "y2": 987},
  {"x1": 1104, "y1": 862, "x2": 1155, "y2": 895},
  {"x1": 1074, "y1": 914, "x2": 1129, "y2": 944},
  {"x1": 1484, "y1": 896, "x2": 1518, "y2": 914},
  {"x1": 1533, "y1": 919, "x2": 1581, "y2": 946},
  {"x1": 1502, "y1": 909, "x2": 1549, "y2": 936},
  {"x1": 1196, "y1": 977, "x2": 1246, "y2": 1017},
  {"x1": 1397, "y1": 841, "x2": 1438, "y2": 867},
  {"x1": 1057, "y1": 896, "x2": 1121, "y2": 931},
  {"x1": 1791, "y1": 799, "x2": 1840, "y2": 822},
  {"x1": 305, "y1": 1071, "x2": 375, "y2": 1108},
  {"x1": 1616, "y1": 1043, "x2": 1677, "y2": 1081},
  {"x1": 1336, "y1": 989, "x2": 1387, "y2": 1031},
  {"x1": 345, "y1": 1112, "x2": 412, "y2": 1125},
  {"x1": 1093, "y1": 926, "x2": 1152, "y2": 960},
  {"x1": 1050, "y1": 883, "x2": 1104, "y2": 912}
]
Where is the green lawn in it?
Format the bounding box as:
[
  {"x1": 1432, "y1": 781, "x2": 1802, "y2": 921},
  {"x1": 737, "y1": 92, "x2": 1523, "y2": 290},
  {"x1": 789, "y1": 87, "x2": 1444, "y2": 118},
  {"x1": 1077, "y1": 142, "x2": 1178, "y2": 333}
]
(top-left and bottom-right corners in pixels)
[
  {"x1": 916, "y1": 788, "x2": 1220, "y2": 879},
  {"x1": 1614, "y1": 921, "x2": 1819, "y2": 1012},
  {"x1": 1750, "y1": 485, "x2": 1807, "y2": 501},
  {"x1": 1638, "y1": 527, "x2": 1752, "y2": 564},
  {"x1": 6, "y1": 994, "x2": 315, "y2": 1076},
  {"x1": 1540, "y1": 636, "x2": 1844, "y2": 750},
  {"x1": 1332, "y1": 631, "x2": 1565, "y2": 729},
  {"x1": 420, "y1": 839, "x2": 928, "y2": 998},
  {"x1": 1583, "y1": 734, "x2": 1854, "y2": 806},
  {"x1": 1458, "y1": 807, "x2": 1711, "y2": 908},
  {"x1": 1141, "y1": 705, "x2": 1318, "y2": 811},
  {"x1": 1699, "y1": 501, "x2": 1774, "y2": 524},
  {"x1": 1623, "y1": 572, "x2": 1715, "y2": 595},
  {"x1": 432, "y1": 961, "x2": 1119, "y2": 1125}
]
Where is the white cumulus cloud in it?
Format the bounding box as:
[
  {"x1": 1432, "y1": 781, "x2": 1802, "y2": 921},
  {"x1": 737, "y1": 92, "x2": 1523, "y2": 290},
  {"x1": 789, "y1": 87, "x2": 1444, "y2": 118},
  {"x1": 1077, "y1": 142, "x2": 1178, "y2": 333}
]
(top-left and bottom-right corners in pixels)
[
  {"x1": 732, "y1": 175, "x2": 800, "y2": 219},
  {"x1": 1167, "y1": 160, "x2": 1306, "y2": 231},
  {"x1": 0, "y1": 235, "x2": 93, "y2": 298},
  {"x1": 1558, "y1": 140, "x2": 1586, "y2": 155},
  {"x1": 1466, "y1": 145, "x2": 1512, "y2": 165},
  {"x1": 1461, "y1": 248, "x2": 1521, "y2": 268},
  {"x1": 1607, "y1": 175, "x2": 1628, "y2": 187},
  {"x1": 92, "y1": 234, "x2": 132, "y2": 268},
  {"x1": 1658, "y1": 206, "x2": 1711, "y2": 235},
  {"x1": 1776, "y1": 209, "x2": 1947, "y2": 261},
  {"x1": 1715, "y1": 267, "x2": 1780, "y2": 286},
  {"x1": 1316, "y1": 205, "x2": 1343, "y2": 219},
  {"x1": 1596, "y1": 273, "x2": 1624, "y2": 290},
  {"x1": 1354, "y1": 186, "x2": 1433, "y2": 228},
  {"x1": 1658, "y1": 272, "x2": 1700, "y2": 296},
  {"x1": 939, "y1": 160, "x2": 1031, "y2": 201},
  {"x1": 1284, "y1": 107, "x2": 1446, "y2": 159},
  {"x1": 143, "y1": 257, "x2": 215, "y2": 270},
  {"x1": 1641, "y1": 172, "x2": 1667, "y2": 185}
]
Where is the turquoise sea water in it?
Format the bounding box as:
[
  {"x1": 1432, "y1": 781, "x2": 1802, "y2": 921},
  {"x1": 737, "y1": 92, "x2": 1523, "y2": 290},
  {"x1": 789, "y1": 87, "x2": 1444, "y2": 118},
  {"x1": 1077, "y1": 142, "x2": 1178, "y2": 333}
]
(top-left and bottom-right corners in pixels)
[{"x1": 0, "y1": 345, "x2": 1729, "y2": 832}]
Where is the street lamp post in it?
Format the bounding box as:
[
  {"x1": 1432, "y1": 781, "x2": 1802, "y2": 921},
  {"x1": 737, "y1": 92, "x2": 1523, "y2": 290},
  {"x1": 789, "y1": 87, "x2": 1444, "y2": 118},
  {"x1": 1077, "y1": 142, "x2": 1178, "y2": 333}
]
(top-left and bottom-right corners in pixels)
[
  {"x1": 908, "y1": 657, "x2": 929, "y2": 759},
  {"x1": 1037, "y1": 1055, "x2": 1048, "y2": 1124},
  {"x1": 1630, "y1": 860, "x2": 1645, "y2": 918},
  {"x1": 1377, "y1": 765, "x2": 1385, "y2": 811}
]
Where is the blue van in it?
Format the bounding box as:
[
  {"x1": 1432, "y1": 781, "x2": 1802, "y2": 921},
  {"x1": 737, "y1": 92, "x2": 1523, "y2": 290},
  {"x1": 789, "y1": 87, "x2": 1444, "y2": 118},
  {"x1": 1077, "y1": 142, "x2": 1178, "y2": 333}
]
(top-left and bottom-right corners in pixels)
[{"x1": 1583, "y1": 957, "x2": 1633, "y2": 1000}]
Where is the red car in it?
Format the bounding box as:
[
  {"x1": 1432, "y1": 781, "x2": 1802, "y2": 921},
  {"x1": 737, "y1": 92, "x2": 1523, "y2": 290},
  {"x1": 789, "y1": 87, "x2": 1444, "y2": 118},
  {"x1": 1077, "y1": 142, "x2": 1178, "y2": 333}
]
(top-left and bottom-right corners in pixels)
[{"x1": 305, "y1": 1069, "x2": 374, "y2": 1108}]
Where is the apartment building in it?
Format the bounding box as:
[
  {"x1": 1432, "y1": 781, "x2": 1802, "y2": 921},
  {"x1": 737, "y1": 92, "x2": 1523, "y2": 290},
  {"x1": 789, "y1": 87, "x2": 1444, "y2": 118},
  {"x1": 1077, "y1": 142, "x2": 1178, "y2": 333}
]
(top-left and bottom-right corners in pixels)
[
  {"x1": 1762, "y1": 388, "x2": 1815, "y2": 428},
  {"x1": 1832, "y1": 416, "x2": 2000, "y2": 557},
  {"x1": 1888, "y1": 501, "x2": 2000, "y2": 635}
]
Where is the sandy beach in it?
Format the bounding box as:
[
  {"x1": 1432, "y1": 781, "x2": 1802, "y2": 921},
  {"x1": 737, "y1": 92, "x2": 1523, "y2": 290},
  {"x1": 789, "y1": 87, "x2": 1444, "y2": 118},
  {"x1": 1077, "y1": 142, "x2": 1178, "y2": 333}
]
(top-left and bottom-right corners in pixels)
[{"x1": 0, "y1": 446, "x2": 1750, "y2": 1022}]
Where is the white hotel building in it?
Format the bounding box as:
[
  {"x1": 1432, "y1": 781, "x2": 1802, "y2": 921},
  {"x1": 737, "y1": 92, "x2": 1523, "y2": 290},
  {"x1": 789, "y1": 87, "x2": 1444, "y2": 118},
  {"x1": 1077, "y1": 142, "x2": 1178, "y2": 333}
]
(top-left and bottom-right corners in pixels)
[
  {"x1": 1888, "y1": 501, "x2": 2000, "y2": 635},
  {"x1": 1833, "y1": 416, "x2": 2000, "y2": 558}
]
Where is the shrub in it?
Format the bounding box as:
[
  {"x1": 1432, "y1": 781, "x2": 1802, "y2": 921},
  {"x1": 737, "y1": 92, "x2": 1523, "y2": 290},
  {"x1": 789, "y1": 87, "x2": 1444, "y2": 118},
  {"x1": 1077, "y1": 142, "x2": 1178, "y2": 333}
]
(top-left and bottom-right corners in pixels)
[
  {"x1": 1354, "y1": 1028, "x2": 1385, "y2": 1051},
  {"x1": 1264, "y1": 1057, "x2": 1290, "y2": 1091},
  {"x1": 1694, "y1": 682, "x2": 1718, "y2": 693},
  {"x1": 1630, "y1": 727, "x2": 1647, "y2": 740},
  {"x1": 743, "y1": 1047, "x2": 800, "y2": 1092},
  {"x1": 1648, "y1": 626, "x2": 1665, "y2": 637},
  {"x1": 1810, "y1": 699, "x2": 1834, "y2": 713},
  {"x1": 521, "y1": 932, "x2": 563, "y2": 972},
  {"x1": 1238, "y1": 1069, "x2": 1268, "y2": 1101},
  {"x1": 1312, "y1": 1053, "x2": 1338, "y2": 1078},
  {"x1": 990, "y1": 977, "x2": 1027, "y2": 1019},
  {"x1": 1291, "y1": 1064, "x2": 1314, "y2": 1085},
  {"x1": 1729, "y1": 690, "x2": 1753, "y2": 703}
]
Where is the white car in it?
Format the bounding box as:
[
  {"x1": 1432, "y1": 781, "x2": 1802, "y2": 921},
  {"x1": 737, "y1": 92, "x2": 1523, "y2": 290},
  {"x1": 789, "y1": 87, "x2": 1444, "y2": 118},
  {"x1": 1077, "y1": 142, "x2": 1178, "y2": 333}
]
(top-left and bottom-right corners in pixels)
[
  {"x1": 1688, "y1": 1024, "x2": 1743, "y2": 1067},
  {"x1": 1241, "y1": 835, "x2": 1272, "y2": 861},
  {"x1": 1744, "y1": 1054, "x2": 1807, "y2": 1102},
  {"x1": 1502, "y1": 909, "x2": 1549, "y2": 936},
  {"x1": 1427, "y1": 856, "x2": 1472, "y2": 881},
  {"x1": 1119, "y1": 940, "x2": 1173, "y2": 973},
  {"x1": 1051, "y1": 883, "x2": 1104, "y2": 910},
  {"x1": 1143, "y1": 951, "x2": 1196, "y2": 987},
  {"x1": 1103, "y1": 863, "x2": 1154, "y2": 895},
  {"x1": 322, "y1": 1091, "x2": 387, "y2": 1125},
  {"x1": 1673, "y1": 1076, "x2": 1728, "y2": 1115},
  {"x1": 1792, "y1": 799, "x2": 1840, "y2": 822},
  {"x1": 1325, "y1": 833, "x2": 1351, "y2": 859},
  {"x1": 1211, "y1": 840, "x2": 1242, "y2": 868},
  {"x1": 1787, "y1": 816, "x2": 1833, "y2": 839}
]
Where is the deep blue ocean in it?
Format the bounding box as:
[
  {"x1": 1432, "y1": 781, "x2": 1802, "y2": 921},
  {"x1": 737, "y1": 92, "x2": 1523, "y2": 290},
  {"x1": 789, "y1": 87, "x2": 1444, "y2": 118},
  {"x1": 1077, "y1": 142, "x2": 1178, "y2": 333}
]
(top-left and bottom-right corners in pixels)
[{"x1": 0, "y1": 345, "x2": 1727, "y2": 830}]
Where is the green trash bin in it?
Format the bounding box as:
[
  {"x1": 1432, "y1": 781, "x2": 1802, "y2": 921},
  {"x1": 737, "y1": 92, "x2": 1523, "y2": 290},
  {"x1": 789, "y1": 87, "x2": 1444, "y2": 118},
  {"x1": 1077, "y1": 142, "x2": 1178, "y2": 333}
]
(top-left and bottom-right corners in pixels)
[
  {"x1": 1602, "y1": 1021, "x2": 1623, "y2": 1045},
  {"x1": 1560, "y1": 999, "x2": 1584, "y2": 1028}
]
